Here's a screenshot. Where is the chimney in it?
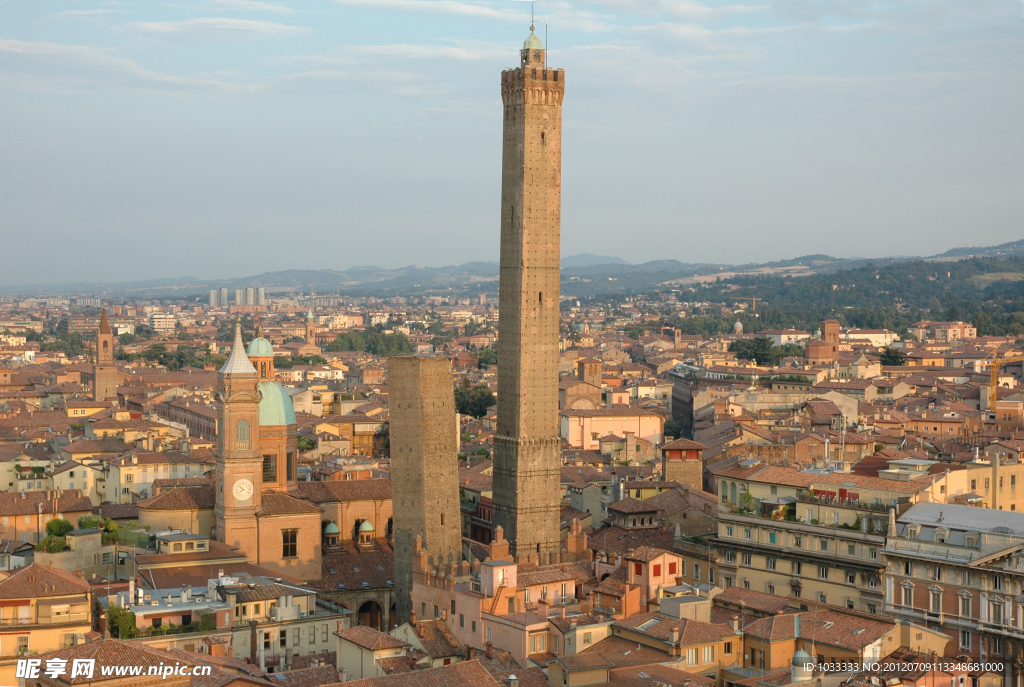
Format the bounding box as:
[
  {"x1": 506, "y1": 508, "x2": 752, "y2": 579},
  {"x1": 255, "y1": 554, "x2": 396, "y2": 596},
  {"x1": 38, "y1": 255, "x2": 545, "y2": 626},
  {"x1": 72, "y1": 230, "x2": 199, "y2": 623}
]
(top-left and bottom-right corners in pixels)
[
  {"x1": 730, "y1": 615, "x2": 739, "y2": 632},
  {"x1": 507, "y1": 676, "x2": 518, "y2": 687},
  {"x1": 486, "y1": 643, "x2": 493, "y2": 659},
  {"x1": 670, "y1": 627, "x2": 680, "y2": 644},
  {"x1": 410, "y1": 610, "x2": 417, "y2": 626},
  {"x1": 466, "y1": 646, "x2": 474, "y2": 660}
]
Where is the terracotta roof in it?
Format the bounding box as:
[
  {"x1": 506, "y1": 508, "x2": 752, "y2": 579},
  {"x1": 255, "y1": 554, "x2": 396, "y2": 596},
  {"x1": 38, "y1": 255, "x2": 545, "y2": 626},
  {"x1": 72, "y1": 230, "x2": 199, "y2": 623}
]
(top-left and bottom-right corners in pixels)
[
  {"x1": 298, "y1": 478, "x2": 392, "y2": 503},
  {"x1": 339, "y1": 626, "x2": 410, "y2": 651},
  {"x1": 290, "y1": 652, "x2": 337, "y2": 670},
  {"x1": 142, "y1": 563, "x2": 304, "y2": 590},
  {"x1": 585, "y1": 523, "x2": 676, "y2": 555},
  {"x1": 608, "y1": 664, "x2": 716, "y2": 687},
  {"x1": 231, "y1": 582, "x2": 314, "y2": 603},
  {"x1": 258, "y1": 491, "x2": 322, "y2": 516},
  {"x1": 136, "y1": 540, "x2": 247, "y2": 566},
  {"x1": 318, "y1": 550, "x2": 395, "y2": 593},
  {"x1": 64, "y1": 438, "x2": 132, "y2": 455},
  {"x1": 661, "y1": 438, "x2": 707, "y2": 451},
  {"x1": 556, "y1": 653, "x2": 614, "y2": 671},
  {"x1": 29, "y1": 639, "x2": 202, "y2": 684},
  {"x1": 138, "y1": 485, "x2": 215, "y2": 511},
  {"x1": 0, "y1": 563, "x2": 91, "y2": 599},
  {"x1": 561, "y1": 405, "x2": 664, "y2": 418},
  {"x1": 548, "y1": 613, "x2": 607, "y2": 634},
  {"x1": 713, "y1": 587, "x2": 793, "y2": 615},
  {"x1": 623, "y1": 546, "x2": 670, "y2": 563},
  {"x1": 613, "y1": 612, "x2": 737, "y2": 646},
  {"x1": 412, "y1": 619, "x2": 462, "y2": 658},
  {"x1": 742, "y1": 614, "x2": 797, "y2": 641},
  {"x1": 579, "y1": 636, "x2": 672, "y2": 668},
  {"x1": 608, "y1": 497, "x2": 657, "y2": 514},
  {"x1": 94, "y1": 503, "x2": 140, "y2": 520},
  {"x1": 0, "y1": 489, "x2": 93, "y2": 516},
  {"x1": 516, "y1": 564, "x2": 579, "y2": 590},
  {"x1": 330, "y1": 660, "x2": 501, "y2": 687}
]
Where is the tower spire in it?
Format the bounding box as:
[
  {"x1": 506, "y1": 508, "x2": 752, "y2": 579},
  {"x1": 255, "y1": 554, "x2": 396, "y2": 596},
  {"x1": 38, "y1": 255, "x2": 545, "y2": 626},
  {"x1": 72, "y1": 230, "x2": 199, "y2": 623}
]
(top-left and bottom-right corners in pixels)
[{"x1": 221, "y1": 321, "x2": 256, "y2": 375}]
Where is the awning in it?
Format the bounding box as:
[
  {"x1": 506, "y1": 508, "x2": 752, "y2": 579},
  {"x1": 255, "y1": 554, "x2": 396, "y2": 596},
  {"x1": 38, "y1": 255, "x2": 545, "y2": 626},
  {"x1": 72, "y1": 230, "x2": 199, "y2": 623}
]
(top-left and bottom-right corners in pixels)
[{"x1": 761, "y1": 496, "x2": 796, "y2": 505}]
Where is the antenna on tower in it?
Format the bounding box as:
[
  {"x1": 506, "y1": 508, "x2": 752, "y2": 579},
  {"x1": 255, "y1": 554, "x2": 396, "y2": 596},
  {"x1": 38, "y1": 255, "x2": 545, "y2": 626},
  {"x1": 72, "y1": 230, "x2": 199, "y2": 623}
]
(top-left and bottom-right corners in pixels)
[{"x1": 545, "y1": 17, "x2": 548, "y2": 69}]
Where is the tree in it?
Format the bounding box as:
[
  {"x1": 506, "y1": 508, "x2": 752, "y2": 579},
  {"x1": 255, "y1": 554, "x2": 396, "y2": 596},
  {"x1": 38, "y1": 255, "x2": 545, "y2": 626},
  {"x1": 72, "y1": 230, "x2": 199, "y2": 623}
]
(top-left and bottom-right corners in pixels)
[
  {"x1": 664, "y1": 419, "x2": 683, "y2": 439},
  {"x1": 118, "y1": 333, "x2": 139, "y2": 345},
  {"x1": 107, "y1": 605, "x2": 137, "y2": 639},
  {"x1": 879, "y1": 347, "x2": 906, "y2": 366},
  {"x1": 729, "y1": 337, "x2": 774, "y2": 365},
  {"x1": 455, "y1": 384, "x2": 495, "y2": 419},
  {"x1": 477, "y1": 347, "x2": 498, "y2": 368},
  {"x1": 46, "y1": 518, "x2": 74, "y2": 537}
]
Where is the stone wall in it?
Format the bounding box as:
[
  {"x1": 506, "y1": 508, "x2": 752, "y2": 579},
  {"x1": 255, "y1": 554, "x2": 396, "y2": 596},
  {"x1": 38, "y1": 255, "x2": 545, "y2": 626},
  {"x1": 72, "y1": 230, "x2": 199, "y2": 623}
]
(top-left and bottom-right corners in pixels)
[{"x1": 389, "y1": 356, "x2": 462, "y2": 624}]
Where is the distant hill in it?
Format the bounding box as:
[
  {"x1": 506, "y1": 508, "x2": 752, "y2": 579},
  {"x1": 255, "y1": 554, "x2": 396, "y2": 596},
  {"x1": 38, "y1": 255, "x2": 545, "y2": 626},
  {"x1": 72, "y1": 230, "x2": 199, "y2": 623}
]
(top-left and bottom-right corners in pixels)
[
  {"x1": 5, "y1": 239, "x2": 1024, "y2": 298},
  {"x1": 561, "y1": 254, "x2": 629, "y2": 267}
]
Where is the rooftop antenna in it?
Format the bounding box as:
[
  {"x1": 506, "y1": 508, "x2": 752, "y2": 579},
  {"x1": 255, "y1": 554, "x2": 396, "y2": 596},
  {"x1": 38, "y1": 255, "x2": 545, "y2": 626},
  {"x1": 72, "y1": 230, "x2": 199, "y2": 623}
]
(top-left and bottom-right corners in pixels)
[{"x1": 545, "y1": 17, "x2": 548, "y2": 69}]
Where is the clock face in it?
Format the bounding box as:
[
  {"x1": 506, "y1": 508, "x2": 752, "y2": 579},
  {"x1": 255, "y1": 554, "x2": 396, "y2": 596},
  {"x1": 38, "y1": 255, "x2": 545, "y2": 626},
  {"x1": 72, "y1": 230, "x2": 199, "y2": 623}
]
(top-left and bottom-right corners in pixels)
[{"x1": 232, "y1": 479, "x2": 254, "y2": 501}]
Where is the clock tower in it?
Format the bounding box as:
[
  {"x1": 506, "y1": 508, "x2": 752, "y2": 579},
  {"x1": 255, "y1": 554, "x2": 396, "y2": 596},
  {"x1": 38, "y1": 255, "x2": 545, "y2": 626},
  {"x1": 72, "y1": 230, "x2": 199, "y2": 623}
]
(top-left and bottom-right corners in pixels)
[{"x1": 214, "y1": 322, "x2": 263, "y2": 557}]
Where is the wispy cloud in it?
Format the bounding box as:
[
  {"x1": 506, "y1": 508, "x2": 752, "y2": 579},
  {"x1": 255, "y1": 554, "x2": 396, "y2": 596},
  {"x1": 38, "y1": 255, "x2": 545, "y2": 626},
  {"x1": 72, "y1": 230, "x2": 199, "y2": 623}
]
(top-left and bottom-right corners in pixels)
[
  {"x1": 128, "y1": 17, "x2": 308, "y2": 38},
  {"x1": 274, "y1": 42, "x2": 509, "y2": 65},
  {"x1": 0, "y1": 38, "x2": 257, "y2": 93},
  {"x1": 206, "y1": 0, "x2": 299, "y2": 14},
  {"x1": 48, "y1": 9, "x2": 126, "y2": 19}
]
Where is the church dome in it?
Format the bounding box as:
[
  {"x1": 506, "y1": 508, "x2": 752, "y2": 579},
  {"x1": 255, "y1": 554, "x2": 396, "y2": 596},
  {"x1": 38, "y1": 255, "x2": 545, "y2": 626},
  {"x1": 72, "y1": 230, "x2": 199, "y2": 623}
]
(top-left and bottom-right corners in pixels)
[
  {"x1": 257, "y1": 380, "x2": 297, "y2": 427},
  {"x1": 324, "y1": 521, "x2": 340, "y2": 535},
  {"x1": 524, "y1": 29, "x2": 542, "y2": 50},
  {"x1": 247, "y1": 336, "x2": 274, "y2": 358},
  {"x1": 733, "y1": 320, "x2": 744, "y2": 334},
  {"x1": 358, "y1": 520, "x2": 375, "y2": 533}
]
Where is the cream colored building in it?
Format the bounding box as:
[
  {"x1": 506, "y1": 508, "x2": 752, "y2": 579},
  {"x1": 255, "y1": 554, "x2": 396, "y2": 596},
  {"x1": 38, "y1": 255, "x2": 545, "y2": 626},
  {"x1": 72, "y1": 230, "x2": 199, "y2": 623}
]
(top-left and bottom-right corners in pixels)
[{"x1": 713, "y1": 459, "x2": 946, "y2": 615}]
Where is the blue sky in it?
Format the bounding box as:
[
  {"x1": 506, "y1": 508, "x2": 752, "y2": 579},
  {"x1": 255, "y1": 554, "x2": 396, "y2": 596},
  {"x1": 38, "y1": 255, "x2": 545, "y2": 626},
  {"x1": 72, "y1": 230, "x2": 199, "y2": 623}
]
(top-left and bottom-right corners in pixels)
[{"x1": 1, "y1": 0, "x2": 1021, "y2": 285}]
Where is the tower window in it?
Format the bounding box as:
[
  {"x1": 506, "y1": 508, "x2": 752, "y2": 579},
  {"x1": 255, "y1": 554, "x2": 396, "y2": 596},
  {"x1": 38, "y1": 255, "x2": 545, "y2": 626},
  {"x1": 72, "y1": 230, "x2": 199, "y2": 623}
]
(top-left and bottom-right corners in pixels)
[
  {"x1": 263, "y1": 455, "x2": 277, "y2": 482},
  {"x1": 539, "y1": 292, "x2": 543, "y2": 304},
  {"x1": 286, "y1": 452, "x2": 294, "y2": 481},
  {"x1": 440, "y1": 513, "x2": 445, "y2": 526},
  {"x1": 282, "y1": 529, "x2": 297, "y2": 558},
  {"x1": 541, "y1": 132, "x2": 545, "y2": 143},
  {"x1": 236, "y1": 420, "x2": 250, "y2": 450}
]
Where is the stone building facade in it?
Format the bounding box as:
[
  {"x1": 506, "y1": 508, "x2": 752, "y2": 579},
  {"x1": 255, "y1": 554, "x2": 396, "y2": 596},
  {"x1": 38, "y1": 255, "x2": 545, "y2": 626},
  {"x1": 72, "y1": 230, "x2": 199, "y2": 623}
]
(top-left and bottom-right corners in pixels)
[
  {"x1": 492, "y1": 28, "x2": 566, "y2": 558},
  {"x1": 389, "y1": 356, "x2": 462, "y2": 624}
]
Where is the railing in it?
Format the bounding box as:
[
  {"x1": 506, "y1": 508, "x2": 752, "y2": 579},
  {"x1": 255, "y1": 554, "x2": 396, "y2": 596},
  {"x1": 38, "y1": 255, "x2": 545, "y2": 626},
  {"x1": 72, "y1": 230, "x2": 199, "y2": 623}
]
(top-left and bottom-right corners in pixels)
[
  {"x1": 795, "y1": 493, "x2": 892, "y2": 513},
  {"x1": 0, "y1": 613, "x2": 90, "y2": 627}
]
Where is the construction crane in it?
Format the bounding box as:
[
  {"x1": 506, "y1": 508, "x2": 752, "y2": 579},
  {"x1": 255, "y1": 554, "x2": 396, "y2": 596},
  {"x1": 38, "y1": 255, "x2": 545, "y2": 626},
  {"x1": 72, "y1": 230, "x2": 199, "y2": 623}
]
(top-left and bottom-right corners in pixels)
[
  {"x1": 735, "y1": 297, "x2": 761, "y2": 312},
  {"x1": 988, "y1": 350, "x2": 1024, "y2": 421}
]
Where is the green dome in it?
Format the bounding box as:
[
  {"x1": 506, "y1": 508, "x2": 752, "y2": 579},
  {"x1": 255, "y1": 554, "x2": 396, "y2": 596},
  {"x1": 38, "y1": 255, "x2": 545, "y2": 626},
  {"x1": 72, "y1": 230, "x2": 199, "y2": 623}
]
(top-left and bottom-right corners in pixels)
[
  {"x1": 358, "y1": 520, "x2": 375, "y2": 533},
  {"x1": 524, "y1": 29, "x2": 542, "y2": 50},
  {"x1": 247, "y1": 336, "x2": 274, "y2": 357},
  {"x1": 258, "y1": 380, "x2": 297, "y2": 427},
  {"x1": 324, "y1": 521, "x2": 340, "y2": 535}
]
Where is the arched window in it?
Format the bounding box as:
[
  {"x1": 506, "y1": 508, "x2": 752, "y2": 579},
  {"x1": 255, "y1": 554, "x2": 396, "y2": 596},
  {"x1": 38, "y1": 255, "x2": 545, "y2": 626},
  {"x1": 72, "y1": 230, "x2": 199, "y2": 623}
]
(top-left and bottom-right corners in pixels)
[
  {"x1": 236, "y1": 420, "x2": 250, "y2": 449},
  {"x1": 102, "y1": 341, "x2": 108, "y2": 351}
]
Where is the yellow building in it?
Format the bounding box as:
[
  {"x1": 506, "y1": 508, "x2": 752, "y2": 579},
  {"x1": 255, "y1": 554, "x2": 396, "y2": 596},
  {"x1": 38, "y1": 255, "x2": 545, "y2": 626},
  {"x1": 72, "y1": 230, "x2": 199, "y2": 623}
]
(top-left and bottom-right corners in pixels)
[{"x1": 0, "y1": 563, "x2": 93, "y2": 684}]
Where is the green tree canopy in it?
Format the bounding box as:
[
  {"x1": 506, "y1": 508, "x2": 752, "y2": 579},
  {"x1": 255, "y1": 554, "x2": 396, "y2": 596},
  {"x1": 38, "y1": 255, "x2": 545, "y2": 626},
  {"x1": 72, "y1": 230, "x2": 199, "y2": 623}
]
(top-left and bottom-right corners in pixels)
[
  {"x1": 46, "y1": 518, "x2": 74, "y2": 537},
  {"x1": 879, "y1": 347, "x2": 907, "y2": 366},
  {"x1": 455, "y1": 384, "x2": 496, "y2": 419}
]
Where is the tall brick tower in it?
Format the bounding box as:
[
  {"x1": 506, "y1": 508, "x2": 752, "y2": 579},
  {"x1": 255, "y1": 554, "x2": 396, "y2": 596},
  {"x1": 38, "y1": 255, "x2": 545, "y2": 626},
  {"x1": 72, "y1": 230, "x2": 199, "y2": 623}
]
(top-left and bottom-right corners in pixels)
[
  {"x1": 389, "y1": 356, "x2": 462, "y2": 624},
  {"x1": 92, "y1": 308, "x2": 118, "y2": 402},
  {"x1": 492, "y1": 26, "x2": 565, "y2": 559},
  {"x1": 305, "y1": 307, "x2": 315, "y2": 345},
  {"x1": 214, "y1": 322, "x2": 263, "y2": 556}
]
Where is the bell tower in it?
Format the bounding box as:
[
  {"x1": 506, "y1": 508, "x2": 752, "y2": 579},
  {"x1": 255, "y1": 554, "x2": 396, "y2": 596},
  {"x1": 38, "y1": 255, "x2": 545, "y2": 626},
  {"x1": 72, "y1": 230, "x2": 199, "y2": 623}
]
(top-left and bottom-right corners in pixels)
[
  {"x1": 491, "y1": 25, "x2": 565, "y2": 558},
  {"x1": 215, "y1": 322, "x2": 263, "y2": 557},
  {"x1": 305, "y1": 307, "x2": 316, "y2": 345},
  {"x1": 92, "y1": 308, "x2": 118, "y2": 402}
]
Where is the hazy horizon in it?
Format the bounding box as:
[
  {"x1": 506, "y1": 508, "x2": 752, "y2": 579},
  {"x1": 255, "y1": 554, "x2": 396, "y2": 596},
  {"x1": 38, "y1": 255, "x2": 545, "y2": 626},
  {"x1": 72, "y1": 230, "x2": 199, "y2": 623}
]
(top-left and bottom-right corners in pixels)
[{"x1": 2, "y1": 0, "x2": 1022, "y2": 286}]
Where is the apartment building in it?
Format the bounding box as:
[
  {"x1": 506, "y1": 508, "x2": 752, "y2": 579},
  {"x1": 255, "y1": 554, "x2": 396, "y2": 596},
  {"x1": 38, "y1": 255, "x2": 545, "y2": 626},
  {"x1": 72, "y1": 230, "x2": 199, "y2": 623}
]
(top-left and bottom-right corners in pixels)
[
  {"x1": 713, "y1": 459, "x2": 945, "y2": 614},
  {"x1": 885, "y1": 503, "x2": 1024, "y2": 685}
]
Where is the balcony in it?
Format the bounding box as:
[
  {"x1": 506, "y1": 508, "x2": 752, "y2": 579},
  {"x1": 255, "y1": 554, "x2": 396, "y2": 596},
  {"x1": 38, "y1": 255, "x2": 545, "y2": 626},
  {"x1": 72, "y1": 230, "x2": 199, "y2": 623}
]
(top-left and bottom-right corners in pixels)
[
  {"x1": 0, "y1": 613, "x2": 91, "y2": 627},
  {"x1": 795, "y1": 493, "x2": 897, "y2": 514}
]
